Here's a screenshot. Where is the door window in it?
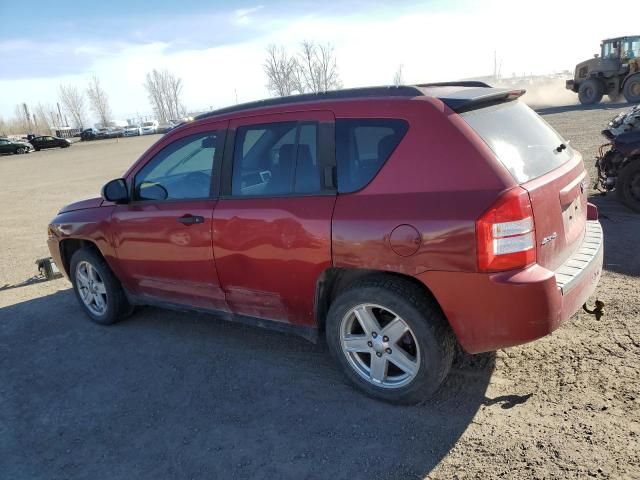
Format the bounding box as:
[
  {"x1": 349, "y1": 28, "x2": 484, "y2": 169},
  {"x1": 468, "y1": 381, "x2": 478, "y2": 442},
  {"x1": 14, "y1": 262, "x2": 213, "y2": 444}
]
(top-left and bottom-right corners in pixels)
[
  {"x1": 134, "y1": 132, "x2": 218, "y2": 201},
  {"x1": 335, "y1": 119, "x2": 408, "y2": 193},
  {"x1": 232, "y1": 122, "x2": 321, "y2": 196}
]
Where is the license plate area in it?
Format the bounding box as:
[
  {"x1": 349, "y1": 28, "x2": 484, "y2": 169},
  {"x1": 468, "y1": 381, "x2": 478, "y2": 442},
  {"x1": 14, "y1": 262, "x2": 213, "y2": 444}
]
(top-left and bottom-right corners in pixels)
[{"x1": 561, "y1": 195, "x2": 584, "y2": 244}]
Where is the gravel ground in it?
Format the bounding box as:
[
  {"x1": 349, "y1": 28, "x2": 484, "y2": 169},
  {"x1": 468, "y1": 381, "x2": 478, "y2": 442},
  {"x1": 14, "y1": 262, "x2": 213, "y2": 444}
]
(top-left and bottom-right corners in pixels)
[{"x1": 0, "y1": 104, "x2": 638, "y2": 480}]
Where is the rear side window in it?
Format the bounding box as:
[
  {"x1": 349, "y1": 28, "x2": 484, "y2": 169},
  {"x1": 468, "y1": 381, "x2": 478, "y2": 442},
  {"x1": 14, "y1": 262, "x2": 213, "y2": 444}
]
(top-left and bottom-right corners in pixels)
[
  {"x1": 461, "y1": 100, "x2": 572, "y2": 183},
  {"x1": 232, "y1": 122, "x2": 321, "y2": 197},
  {"x1": 336, "y1": 119, "x2": 408, "y2": 193}
]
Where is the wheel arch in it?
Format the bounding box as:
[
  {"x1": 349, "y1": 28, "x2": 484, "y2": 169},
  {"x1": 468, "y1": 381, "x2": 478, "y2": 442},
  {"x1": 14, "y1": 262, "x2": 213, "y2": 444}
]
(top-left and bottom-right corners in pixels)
[
  {"x1": 314, "y1": 268, "x2": 446, "y2": 332},
  {"x1": 59, "y1": 238, "x2": 104, "y2": 277}
]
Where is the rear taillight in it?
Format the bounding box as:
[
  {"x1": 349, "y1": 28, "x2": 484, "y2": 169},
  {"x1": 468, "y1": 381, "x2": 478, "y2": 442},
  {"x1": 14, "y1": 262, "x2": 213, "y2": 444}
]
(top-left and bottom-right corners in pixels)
[{"x1": 476, "y1": 187, "x2": 536, "y2": 272}]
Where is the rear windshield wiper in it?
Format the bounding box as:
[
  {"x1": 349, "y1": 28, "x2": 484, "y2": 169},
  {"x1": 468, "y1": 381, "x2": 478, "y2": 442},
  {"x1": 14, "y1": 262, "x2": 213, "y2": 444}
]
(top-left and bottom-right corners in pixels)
[{"x1": 554, "y1": 142, "x2": 568, "y2": 153}]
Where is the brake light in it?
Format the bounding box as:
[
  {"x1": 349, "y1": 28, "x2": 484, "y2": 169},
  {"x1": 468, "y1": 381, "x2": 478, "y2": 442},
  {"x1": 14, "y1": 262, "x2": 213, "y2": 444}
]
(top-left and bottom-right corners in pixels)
[{"x1": 476, "y1": 187, "x2": 536, "y2": 272}]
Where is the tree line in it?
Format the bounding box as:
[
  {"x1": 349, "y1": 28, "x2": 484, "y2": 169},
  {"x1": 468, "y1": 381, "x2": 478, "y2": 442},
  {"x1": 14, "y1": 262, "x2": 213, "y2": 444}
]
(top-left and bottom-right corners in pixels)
[
  {"x1": 1, "y1": 40, "x2": 404, "y2": 136},
  {"x1": 0, "y1": 69, "x2": 187, "y2": 136}
]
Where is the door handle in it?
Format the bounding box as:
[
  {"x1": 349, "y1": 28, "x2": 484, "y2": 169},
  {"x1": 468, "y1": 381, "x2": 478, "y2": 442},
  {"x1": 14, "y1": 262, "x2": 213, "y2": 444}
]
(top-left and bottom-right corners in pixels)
[{"x1": 177, "y1": 214, "x2": 204, "y2": 225}]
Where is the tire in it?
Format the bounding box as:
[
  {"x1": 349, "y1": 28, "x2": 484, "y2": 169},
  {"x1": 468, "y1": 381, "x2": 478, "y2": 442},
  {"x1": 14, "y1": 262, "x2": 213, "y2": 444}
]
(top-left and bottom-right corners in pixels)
[
  {"x1": 35, "y1": 147, "x2": 40, "y2": 151},
  {"x1": 15, "y1": 147, "x2": 25, "y2": 154},
  {"x1": 578, "y1": 79, "x2": 604, "y2": 105},
  {"x1": 325, "y1": 275, "x2": 455, "y2": 404},
  {"x1": 623, "y1": 74, "x2": 640, "y2": 103},
  {"x1": 616, "y1": 160, "x2": 640, "y2": 213},
  {"x1": 70, "y1": 247, "x2": 133, "y2": 325}
]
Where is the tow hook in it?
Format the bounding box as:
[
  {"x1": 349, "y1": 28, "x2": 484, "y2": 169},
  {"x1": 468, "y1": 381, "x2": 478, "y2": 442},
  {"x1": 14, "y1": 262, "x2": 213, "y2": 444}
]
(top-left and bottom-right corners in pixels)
[{"x1": 583, "y1": 300, "x2": 605, "y2": 320}]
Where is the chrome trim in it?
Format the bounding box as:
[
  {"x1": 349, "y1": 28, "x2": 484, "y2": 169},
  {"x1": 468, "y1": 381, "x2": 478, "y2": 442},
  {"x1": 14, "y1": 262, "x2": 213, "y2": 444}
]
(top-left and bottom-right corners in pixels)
[{"x1": 555, "y1": 221, "x2": 603, "y2": 295}]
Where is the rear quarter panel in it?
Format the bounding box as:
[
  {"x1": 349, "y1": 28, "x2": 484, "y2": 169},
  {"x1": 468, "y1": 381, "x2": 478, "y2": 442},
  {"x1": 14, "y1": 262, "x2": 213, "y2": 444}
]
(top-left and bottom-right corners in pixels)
[{"x1": 331, "y1": 98, "x2": 516, "y2": 275}]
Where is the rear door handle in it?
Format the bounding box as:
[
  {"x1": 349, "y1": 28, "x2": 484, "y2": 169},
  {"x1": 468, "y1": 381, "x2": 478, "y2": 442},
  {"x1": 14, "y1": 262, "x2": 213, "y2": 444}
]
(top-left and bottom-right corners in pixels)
[{"x1": 177, "y1": 214, "x2": 204, "y2": 225}]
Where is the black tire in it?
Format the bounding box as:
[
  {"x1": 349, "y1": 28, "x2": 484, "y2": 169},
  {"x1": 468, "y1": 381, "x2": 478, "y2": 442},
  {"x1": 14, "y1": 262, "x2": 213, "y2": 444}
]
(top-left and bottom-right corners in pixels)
[
  {"x1": 616, "y1": 161, "x2": 640, "y2": 213},
  {"x1": 15, "y1": 147, "x2": 26, "y2": 154},
  {"x1": 70, "y1": 247, "x2": 133, "y2": 325},
  {"x1": 623, "y1": 74, "x2": 640, "y2": 104},
  {"x1": 325, "y1": 275, "x2": 455, "y2": 404},
  {"x1": 578, "y1": 79, "x2": 604, "y2": 105},
  {"x1": 35, "y1": 147, "x2": 40, "y2": 151}
]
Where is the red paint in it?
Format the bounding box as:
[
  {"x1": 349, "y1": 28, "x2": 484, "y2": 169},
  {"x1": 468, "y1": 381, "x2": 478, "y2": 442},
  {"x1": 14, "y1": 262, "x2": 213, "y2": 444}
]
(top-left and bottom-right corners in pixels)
[{"x1": 47, "y1": 93, "x2": 603, "y2": 353}]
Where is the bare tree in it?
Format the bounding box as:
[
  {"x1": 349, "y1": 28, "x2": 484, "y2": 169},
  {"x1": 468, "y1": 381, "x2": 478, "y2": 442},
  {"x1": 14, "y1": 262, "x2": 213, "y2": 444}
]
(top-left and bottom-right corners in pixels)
[
  {"x1": 297, "y1": 41, "x2": 341, "y2": 93},
  {"x1": 59, "y1": 84, "x2": 87, "y2": 129},
  {"x1": 86, "y1": 75, "x2": 112, "y2": 127},
  {"x1": 33, "y1": 103, "x2": 59, "y2": 133},
  {"x1": 264, "y1": 45, "x2": 303, "y2": 97},
  {"x1": 393, "y1": 64, "x2": 404, "y2": 86},
  {"x1": 143, "y1": 69, "x2": 186, "y2": 123}
]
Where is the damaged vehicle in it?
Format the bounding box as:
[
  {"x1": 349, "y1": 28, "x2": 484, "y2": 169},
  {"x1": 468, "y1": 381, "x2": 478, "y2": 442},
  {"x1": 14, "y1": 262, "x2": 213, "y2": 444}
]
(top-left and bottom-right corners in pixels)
[{"x1": 595, "y1": 105, "x2": 640, "y2": 212}]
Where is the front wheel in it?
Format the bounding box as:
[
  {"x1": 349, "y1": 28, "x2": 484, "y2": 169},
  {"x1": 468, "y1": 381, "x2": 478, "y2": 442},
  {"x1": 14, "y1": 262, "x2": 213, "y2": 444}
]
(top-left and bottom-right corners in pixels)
[
  {"x1": 326, "y1": 276, "x2": 455, "y2": 404},
  {"x1": 70, "y1": 248, "x2": 133, "y2": 325},
  {"x1": 616, "y1": 161, "x2": 640, "y2": 213},
  {"x1": 15, "y1": 147, "x2": 26, "y2": 154},
  {"x1": 578, "y1": 79, "x2": 604, "y2": 105}
]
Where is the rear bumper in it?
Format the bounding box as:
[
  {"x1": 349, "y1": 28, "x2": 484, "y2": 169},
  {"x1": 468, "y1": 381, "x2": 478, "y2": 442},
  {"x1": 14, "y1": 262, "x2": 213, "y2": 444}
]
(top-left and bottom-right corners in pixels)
[{"x1": 417, "y1": 220, "x2": 603, "y2": 353}]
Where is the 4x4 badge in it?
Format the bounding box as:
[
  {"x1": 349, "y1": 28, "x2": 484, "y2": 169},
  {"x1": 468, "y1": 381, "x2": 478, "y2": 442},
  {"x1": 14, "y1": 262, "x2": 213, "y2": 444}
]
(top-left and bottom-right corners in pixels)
[{"x1": 541, "y1": 232, "x2": 557, "y2": 246}]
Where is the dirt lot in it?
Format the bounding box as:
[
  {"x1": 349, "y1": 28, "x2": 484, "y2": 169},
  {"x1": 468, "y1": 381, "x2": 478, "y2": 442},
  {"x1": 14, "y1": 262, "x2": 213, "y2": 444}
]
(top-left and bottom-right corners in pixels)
[{"x1": 1, "y1": 105, "x2": 639, "y2": 480}]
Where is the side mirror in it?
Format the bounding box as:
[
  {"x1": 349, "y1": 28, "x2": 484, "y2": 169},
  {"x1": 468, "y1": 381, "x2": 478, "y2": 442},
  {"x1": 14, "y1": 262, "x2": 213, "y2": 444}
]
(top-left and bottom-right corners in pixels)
[
  {"x1": 594, "y1": 53, "x2": 599, "y2": 58},
  {"x1": 138, "y1": 182, "x2": 168, "y2": 201},
  {"x1": 101, "y1": 178, "x2": 128, "y2": 204}
]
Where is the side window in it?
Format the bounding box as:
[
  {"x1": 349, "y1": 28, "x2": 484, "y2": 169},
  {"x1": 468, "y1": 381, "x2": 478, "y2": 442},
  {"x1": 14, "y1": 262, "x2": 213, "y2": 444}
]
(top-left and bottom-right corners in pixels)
[
  {"x1": 134, "y1": 131, "x2": 218, "y2": 201},
  {"x1": 232, "y1": 122, "x2": 321, "y2": 197},
  {"x1": 336, "y1": 119, "x2": 409, "y2": 193}
]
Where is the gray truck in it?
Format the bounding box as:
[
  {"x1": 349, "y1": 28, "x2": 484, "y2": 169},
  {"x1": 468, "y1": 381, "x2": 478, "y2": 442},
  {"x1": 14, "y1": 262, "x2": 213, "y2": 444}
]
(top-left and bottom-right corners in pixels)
[{"x1": 567, "y1": 36, "x2": 640, "y2": 105}]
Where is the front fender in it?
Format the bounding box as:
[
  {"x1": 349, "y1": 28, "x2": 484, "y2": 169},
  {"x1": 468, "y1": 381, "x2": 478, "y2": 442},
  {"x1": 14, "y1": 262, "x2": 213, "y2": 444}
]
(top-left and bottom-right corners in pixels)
[{"x1": 48, "y1": 205, "x2": 119, "y2": 277}]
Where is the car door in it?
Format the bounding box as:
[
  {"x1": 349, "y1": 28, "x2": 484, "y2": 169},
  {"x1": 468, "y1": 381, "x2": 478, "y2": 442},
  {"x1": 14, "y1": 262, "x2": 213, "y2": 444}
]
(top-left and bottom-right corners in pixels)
[
  {"x1": 0, "y1": 139, "x2": 10, "y2": 154},
  {"x1": 110, "y1": 122, "x2": 229, "y2": 311},
  {"x1": 212, "y1": 111, "x2": 336, "y2": 327}
]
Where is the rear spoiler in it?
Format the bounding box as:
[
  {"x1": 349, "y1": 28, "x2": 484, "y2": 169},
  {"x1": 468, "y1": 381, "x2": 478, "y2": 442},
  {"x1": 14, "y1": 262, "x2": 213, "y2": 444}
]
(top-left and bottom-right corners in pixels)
[{"x1": 418, "y1": 83, "x2": 527, "y2": 113}]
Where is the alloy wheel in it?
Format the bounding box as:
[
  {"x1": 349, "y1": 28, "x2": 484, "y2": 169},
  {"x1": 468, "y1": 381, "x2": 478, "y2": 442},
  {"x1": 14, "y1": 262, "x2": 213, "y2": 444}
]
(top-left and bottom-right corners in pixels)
[
  {"x1": 340, "y1": 303, "x2": 421, "y2": 388},
  {"x1": 75, "y1": 260, "x2": 108, "y2": 316}
]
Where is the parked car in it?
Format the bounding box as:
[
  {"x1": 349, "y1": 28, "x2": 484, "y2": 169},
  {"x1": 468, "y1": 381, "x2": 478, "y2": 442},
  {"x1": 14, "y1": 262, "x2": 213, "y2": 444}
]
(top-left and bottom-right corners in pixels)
[
  {"x1": 47, "y1": 83, "x2": 603, "y2": 404},
  {"x1": 95, "y1": 128, "x2": 112, "y2": 140},
  {"x1": 140, "y1": 121, "x2": 158, "y2": 135},
  {"x1": 0, "y1": 137, "x2": 32, "y2": 155},
  {"x1": 123, "y1": 125, "x2": 142, "y2": 137},
  {"x1": 157, "y1": 121, "x2": 177, "y2": 134},
  {"x1": 81, "y1": 128, "x2": 99, "y2": 141},
  {"x1": 29, "y1": 135, "x2": 71, "y2": 151}
]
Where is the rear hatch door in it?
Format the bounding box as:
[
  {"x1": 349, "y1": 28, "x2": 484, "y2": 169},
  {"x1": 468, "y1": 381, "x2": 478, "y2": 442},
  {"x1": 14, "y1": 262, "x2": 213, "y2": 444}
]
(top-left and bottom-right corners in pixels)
[{"x1": 461, "y1": 100, "x2": 587, "y2": 271}]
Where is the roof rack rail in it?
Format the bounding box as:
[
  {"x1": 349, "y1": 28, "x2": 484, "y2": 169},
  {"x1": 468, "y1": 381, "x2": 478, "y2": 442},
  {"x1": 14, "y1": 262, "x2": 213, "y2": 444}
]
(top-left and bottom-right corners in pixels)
[
  {"x1": 418, "y1": 81, "x2": 492, "y2": 88},
  {"x1": 195, "y1": 85, "x2": 425, "y2": 121}
]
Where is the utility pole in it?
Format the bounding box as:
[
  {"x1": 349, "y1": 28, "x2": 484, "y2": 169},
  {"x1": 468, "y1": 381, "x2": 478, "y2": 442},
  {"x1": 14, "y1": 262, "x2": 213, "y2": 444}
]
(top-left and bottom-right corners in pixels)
[{"x1": 22, "y1": 103, "x2": 32, "y2": 131}]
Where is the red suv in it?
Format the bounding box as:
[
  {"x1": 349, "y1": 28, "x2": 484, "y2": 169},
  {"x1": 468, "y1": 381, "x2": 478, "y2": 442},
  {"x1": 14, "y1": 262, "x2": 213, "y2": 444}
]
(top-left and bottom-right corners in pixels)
[{"x1": 48, "y1": 83, "x2": 603, "y2": 404}]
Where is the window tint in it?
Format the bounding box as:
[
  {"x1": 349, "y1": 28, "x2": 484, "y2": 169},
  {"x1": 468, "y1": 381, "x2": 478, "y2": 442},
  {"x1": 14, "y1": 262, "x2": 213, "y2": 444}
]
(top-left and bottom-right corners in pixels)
[
  {"x1": 135, "y1": 132, "x2": 218, "y2": 201},
  {"x1": 336, "y1": 119, "x2": 409, "y2": 193},
  {"x1": 232, "y1": 122, "x2": 321, "y2": 196},
  {"x1": 461, "y1": 100, "x2": 571, "y2": 184}
]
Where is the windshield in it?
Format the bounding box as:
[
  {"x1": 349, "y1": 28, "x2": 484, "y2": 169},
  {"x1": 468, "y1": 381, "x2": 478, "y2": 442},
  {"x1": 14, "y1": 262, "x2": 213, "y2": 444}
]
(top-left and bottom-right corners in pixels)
[
  {"x1": 461, "y1": 100, "x2": 573, "y2": 183},
  {"x1": 142, "y1": 122, "x2": 155, "y2": 127}
]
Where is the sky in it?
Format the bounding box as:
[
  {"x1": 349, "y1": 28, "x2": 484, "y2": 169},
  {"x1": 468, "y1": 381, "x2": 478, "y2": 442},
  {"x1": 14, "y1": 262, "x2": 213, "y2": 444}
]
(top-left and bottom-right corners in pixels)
[{"x1": 0, "y1": 0, "x2": 631, "y2": 124}]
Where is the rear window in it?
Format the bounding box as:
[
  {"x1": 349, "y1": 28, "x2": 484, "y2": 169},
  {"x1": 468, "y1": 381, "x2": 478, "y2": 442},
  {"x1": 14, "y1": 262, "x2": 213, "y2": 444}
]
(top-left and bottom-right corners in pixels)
[
  {"x1": 336, "y1": 119, "x2": 408, "y2": 193},
  {"x1": 461, "y1": 100, "x2": 572, "y2": 183}
]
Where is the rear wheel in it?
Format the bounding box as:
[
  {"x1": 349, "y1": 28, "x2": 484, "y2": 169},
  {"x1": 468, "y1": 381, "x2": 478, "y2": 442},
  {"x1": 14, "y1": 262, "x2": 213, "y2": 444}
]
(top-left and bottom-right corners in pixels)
[
  {"x1": 326, "y1": 276, "x2": 455, "y2": 404},
  {"x1": 616, "y1": 161, "x2": 640, "y2": 213},
  {"x1": 578, "y1": 79, "x2": 604, "y2": 105},
  {"x1": 70, "y1": 247, "x2": 133, "y2": 325},
  {"x1": 623, "y1": 74, "x2": 640, "y2": 104}
]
